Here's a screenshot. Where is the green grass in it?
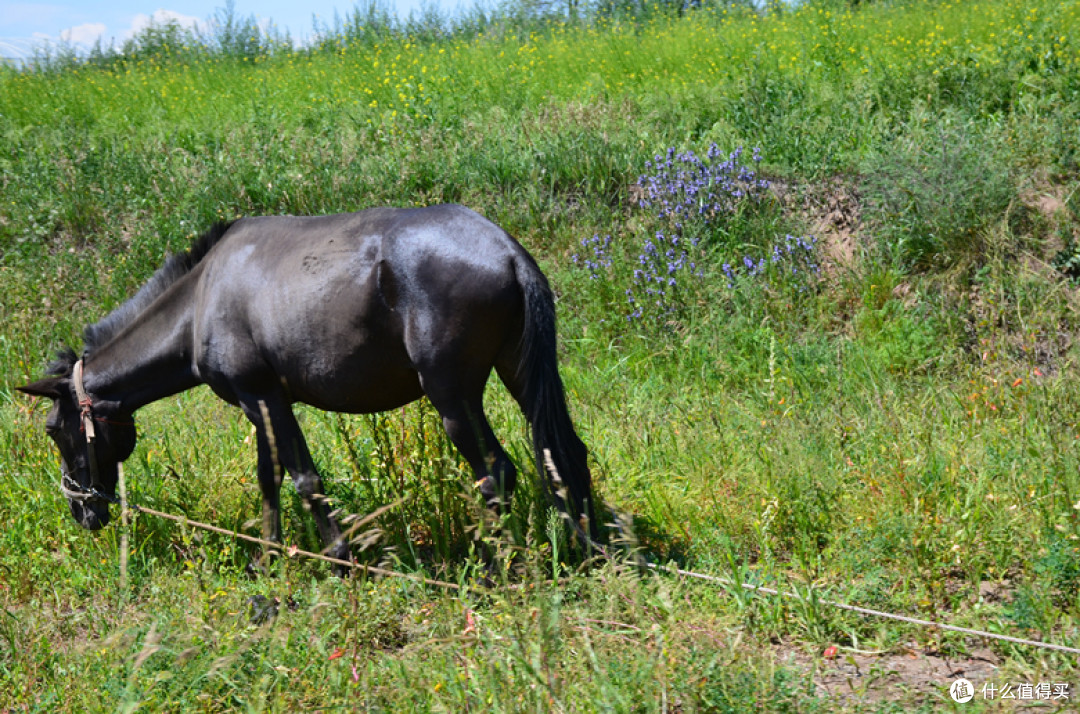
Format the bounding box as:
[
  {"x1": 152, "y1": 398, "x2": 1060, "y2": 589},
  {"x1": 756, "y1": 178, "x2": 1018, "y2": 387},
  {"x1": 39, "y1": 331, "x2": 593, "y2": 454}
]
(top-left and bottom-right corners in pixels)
[{"x1": 3, "y1": 0, "x2": 1080, "y2": 710}]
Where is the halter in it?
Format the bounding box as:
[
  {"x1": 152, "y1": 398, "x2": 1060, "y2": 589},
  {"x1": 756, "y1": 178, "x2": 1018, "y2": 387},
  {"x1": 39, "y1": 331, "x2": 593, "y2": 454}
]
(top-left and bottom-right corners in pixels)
[
  {"x1": 61, "y1": 359, "x2": 119, "y2": 504},
  {"x1": 72, "y1": 359, "x2": 96, "y2": 441}
]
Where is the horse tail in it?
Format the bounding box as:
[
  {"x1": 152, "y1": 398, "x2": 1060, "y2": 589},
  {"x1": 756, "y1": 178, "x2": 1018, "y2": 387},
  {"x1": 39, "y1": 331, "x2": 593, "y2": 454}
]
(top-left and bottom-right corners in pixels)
[{"x1": 508, "y1": 253, "x2": 599, "y2": 543}]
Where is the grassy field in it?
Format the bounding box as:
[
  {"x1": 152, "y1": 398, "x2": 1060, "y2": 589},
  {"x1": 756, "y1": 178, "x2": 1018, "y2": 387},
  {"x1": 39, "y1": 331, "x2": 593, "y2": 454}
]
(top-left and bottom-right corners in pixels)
[{"x1": 2, "y1": 0, "x2": 1080, "y2": 709}]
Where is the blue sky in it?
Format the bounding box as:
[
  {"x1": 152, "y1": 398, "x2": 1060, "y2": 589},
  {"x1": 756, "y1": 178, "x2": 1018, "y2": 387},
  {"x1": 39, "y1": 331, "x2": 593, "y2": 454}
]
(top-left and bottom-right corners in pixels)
[{"x1": 0, "y1": 1, "x2": 467, "y2": 60}]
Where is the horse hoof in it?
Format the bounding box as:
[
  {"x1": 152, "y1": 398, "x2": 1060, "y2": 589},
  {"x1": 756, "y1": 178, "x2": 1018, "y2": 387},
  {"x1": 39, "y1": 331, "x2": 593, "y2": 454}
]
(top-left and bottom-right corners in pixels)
[{"x1": 248, "y1": 595, "x2": 279, "y2": 624}]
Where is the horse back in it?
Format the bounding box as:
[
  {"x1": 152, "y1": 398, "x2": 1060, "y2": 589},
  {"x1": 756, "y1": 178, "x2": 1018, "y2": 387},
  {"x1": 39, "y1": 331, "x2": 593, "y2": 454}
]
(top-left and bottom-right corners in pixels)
[{"x1": 191, "y1": 205, "x2": 527, "y2": 411}]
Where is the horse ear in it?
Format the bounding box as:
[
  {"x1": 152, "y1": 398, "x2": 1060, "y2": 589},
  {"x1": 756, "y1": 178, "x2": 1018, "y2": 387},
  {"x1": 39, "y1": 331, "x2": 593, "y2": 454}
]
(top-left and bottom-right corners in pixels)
[{"x1": 17, "y1": 377, "x2": 64, "y2": 400}]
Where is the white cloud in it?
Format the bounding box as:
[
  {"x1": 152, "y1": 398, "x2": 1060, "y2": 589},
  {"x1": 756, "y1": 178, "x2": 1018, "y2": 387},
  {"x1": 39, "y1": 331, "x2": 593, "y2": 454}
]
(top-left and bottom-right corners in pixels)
[
  {"x1": 58, "y1": 22, "x2": 107, "y2": 47},
  {"x1": 24, "y1": 9, "x2": 204, "y2": 52},
  {"x1": 125, "y1": 9, "x2": 206, "y2": 40},
  {"x1": 0, "y1": 37, "x2": 37, "y2": 58}
]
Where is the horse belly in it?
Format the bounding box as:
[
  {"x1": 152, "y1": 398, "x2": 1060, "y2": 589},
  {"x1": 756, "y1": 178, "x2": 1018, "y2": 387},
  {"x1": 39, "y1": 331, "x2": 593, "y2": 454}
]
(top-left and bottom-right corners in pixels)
[
  {"x1": 261, "y1": 283, "x2": 424, "y2": 413},
  {"x1": 285, "y1": 349, "x2": 425, "y2": 414}
]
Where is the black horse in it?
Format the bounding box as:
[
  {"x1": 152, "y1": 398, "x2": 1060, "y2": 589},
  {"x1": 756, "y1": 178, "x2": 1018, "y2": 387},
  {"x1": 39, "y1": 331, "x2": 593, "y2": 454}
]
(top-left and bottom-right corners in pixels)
[{"x1": 18, "y1": 205, "x2": 597, "y2": 565}]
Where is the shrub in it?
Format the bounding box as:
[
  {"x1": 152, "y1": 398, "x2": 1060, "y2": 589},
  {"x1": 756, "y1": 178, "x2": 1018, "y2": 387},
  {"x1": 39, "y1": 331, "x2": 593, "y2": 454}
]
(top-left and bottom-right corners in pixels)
[{"x1": 861, "y1": 121, "x2": 1016, "y2": 270}]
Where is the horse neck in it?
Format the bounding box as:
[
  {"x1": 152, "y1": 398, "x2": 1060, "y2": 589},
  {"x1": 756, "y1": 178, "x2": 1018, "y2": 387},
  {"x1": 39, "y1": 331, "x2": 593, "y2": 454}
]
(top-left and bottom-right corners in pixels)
[{"x1": 82, "y1": 280, "x2": 201, "y2": 415}]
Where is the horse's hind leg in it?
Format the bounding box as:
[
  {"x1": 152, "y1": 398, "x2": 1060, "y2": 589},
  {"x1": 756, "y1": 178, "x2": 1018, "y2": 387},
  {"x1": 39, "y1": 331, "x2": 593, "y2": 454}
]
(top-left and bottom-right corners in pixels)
[
  {"x1": 419, "y1": 372, "x2": 517, "y2": 511},
  {"x1": 240, "y1": 393, "x2": 351, "y2": 572}
]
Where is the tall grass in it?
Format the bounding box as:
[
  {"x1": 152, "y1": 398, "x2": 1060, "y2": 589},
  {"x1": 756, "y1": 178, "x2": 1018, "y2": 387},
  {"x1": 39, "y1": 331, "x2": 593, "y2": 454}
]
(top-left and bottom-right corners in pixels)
[{"x1": 2, "y1": 0, "x2": 1080, "y2": 709}]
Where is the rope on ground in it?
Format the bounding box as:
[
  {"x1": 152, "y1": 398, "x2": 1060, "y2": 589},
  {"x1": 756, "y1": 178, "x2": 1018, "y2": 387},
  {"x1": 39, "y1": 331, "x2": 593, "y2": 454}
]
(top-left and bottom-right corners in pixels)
[
  {"x1": 546, "y1": 448, "x2": 1080, "y2": 657},
  {"x1": 127, "y1": 502, "x2": 461, "y2": 591},
  {"x1": 646, "y1": 561, "x2": 1080, "y2": 656}
]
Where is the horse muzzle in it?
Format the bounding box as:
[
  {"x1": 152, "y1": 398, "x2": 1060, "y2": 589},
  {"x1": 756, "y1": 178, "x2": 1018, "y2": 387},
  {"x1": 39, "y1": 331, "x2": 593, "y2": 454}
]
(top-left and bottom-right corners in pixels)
[{"x1": 69, "y1": 496, "x2": 111, "y2": 530}]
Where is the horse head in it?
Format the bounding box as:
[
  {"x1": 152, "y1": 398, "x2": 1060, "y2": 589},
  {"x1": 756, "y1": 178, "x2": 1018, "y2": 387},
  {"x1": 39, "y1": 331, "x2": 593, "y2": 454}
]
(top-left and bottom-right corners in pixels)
[{"x1": 18, "y1": 349, "x2": 137, "y2": 530}]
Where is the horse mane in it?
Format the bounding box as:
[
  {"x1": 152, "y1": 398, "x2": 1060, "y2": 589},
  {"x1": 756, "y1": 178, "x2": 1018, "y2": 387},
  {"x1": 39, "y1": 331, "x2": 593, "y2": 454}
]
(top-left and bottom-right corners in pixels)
[
  {"x1": 82, "y1": 221, "x2": 235, "y2": 355},
  {"x1": 44, "y1": 346, "x2": 79, "y2": 377}
]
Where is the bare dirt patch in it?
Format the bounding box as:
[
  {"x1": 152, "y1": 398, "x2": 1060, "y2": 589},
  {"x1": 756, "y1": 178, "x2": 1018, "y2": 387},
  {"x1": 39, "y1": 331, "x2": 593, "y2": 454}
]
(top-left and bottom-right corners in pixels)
[
  {"x1": 1019, "y1": 179, "x2": 1078, "y2": 259},
  {"x1": 776, "y1": 644, "x2": 1010, "y2": 709},
  {"x1": 773, "y1": 636, "x2": 1080, "y2": 711},
  {"x1": 771, "y1": 176, "x2": 863, "y2": 272}
]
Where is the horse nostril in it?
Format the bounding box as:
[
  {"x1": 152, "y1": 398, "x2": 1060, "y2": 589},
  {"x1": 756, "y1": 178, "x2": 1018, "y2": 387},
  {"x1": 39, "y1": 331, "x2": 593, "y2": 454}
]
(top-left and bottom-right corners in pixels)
[{"x1": 83, "y1": 509, "x2": 110, "y2": 530}]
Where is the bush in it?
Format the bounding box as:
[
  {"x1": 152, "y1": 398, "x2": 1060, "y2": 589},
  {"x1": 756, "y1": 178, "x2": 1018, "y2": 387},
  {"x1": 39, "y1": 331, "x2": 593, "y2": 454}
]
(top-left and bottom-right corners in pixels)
[{"x1": 861, "y1": 119, "x2": 1017, "y2": 270}]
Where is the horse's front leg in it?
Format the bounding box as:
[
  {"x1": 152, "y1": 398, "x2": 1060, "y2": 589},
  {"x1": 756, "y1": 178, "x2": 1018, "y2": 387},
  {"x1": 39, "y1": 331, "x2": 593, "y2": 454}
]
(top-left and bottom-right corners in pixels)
[
  {"x1": 255, "y1": 427, "x2": 284, "y2": 565},
  {"x1": 242, "y1": 394, "x2": 351, "y2": 574},
  {"x1": 240, "y1": 397, "x2": 285, "y2": 570}
]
